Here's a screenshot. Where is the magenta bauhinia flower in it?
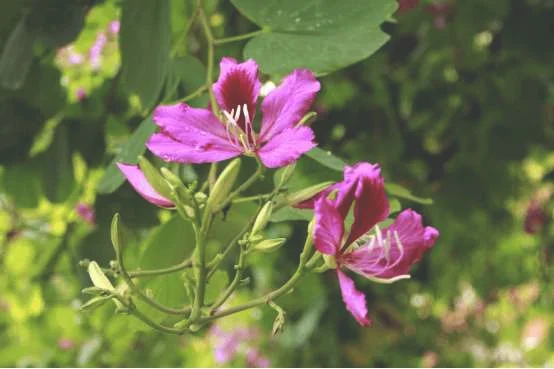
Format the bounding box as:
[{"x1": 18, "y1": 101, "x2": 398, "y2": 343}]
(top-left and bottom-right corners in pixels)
[
  {"x1": 146, "y1": 57, "x2": 321, "y2": 168},
  {"x1": 116, "y1": 163, "x2": 174, "y2": 208},
  {"x1": 312, "y1": 162, "x2": 439, "y2": 326}
]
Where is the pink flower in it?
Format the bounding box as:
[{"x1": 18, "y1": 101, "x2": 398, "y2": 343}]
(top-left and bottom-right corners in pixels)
[
  {"x1": 397, "y1": 0, "x2": 420, "y2": 13},
  {"x1": 524, "y1": 201, "x2": 546, "y2": 234},
  {"x1": 76, "y1": 87, "x2": 87, "y2": 102},
  {"x1": 109, "y1": 20, "x2": 120, "y2": 34},
  {"x1": 147, "y1": 57, "x2": 320, "y2": 168},
  {"x1": 116, "y1": 163, "x2": 174, "y2": 208},
  {"x1": 89, "y1": 32, "x2": 107, "y2": 70},
  {"x1": 425, "y1": 2, "x2": 451, "y2": 30},
  {"x1": 312, "y1": 162, "x2": 439, "y2": 326},
  {"x1": 57, "y1": 338, "x2": 75, "y2": 351},
  {"x1": 75, "y1": 202, "x2": 95, "y2": 225}
]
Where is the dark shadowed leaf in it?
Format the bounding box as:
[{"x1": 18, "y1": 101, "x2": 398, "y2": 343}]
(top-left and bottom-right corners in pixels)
[{"x1": 120, "y1": 0, "x2": 171, "y2": 110}]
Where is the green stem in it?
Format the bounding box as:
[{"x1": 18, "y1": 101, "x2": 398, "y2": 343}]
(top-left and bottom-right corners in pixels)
[
  {"x1": 213, "y1": 30, "x2": 265, "y2": 45},
  {"x1": 189, "y1": 214, "x2": 213, "y2": 321},
  {"x1": 171, "y1": 2, "x2": 200, "y2": 56},
  {"x1": 232, "y1": 193, "x2": 272, "y2": 204},
  {"x1": 199, "y1": 223, "x2": 313, "y2": 323},
  {"x1": 182, "y1": 84, "x2": 208, "y2": 102},
  {"x1": 117, "y1": 246, "x2": 191, "y2": 316},
  {"x1": 198, "y1": 3, "x2": 217, "y2": 114},
  {"x1": 114, "y1": 296, "x2": 186, "y2": 335},
  {"x1": 128, "y1": 258, "x2": 193, "y2": 278},
  {"x1": 210, "y1": 245, "x2": 247, "y2": 312},
  {"x1": 215, "y1": 158, "x2": 264, "y2": 212},
  {"x1": 207, "y1": 214, "x2": 256, "y2": 279}
]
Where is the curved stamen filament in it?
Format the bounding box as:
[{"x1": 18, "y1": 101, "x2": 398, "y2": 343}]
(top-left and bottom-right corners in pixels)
[{"x1": 222, "y1": 104, "x2": 256, "y2": 153}]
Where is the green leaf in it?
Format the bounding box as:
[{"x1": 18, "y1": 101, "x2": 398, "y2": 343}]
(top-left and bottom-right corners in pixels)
[
  {"x1": 38, "y1": 124, "x2": 76, "y2": 203},
  {"x1": 164, "y1": 55, "x2": 206, "y2": 102},
  {"x1": 385, "y1": 183, "x2": 433, "y2": 205},
  {"x1": 305, "y1": 147, "x2": 347, "y2": 172},
  {"x1": 120, "y1": 0, "x2": 171, "y2": 110},
  {"x1": 137, "y1": 215, "x2": 194, "y2": 320},
  {"x1": 231, "y1": 0, "x2": 397, "y2": 75},
  {"x1": 97, "y1": 117, "x2": 157, "y2": 194},
  {"x1": 270, "y1": 207, "x2": 313, "y2": 222},
  {"x1": 204, "y1": 270, "x2": 229, "y2": 304},
  {"x1": 0, "y1": 17, "x2": 34, "y2": 90}
]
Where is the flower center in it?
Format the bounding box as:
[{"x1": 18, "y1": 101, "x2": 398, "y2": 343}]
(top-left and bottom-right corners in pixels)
[
  {"x1": 351, "y1": 225, "x2": 405, "y2": 267},
  {"x1": 222, "y1": 104, "x2": 256, "y2": 153}
]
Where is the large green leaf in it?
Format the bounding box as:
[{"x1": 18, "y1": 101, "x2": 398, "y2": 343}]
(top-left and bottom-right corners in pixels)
[
  {"x1": 305, "y1": 147, "x2": 347, "y2": 172},
  {"x1": 97, "y1": 117, "x2": 156, "y2": 194},
  {"x1": 231, "y1": 0, "x2": 397, "y2": 75},
  {"x1": 120, "y1": 0, "x2": 171, "y2": 110},
  {"x1": 38, "y1": 124, "x2": 76, "y2": 203},
  {"x1": 136, "y1": 215, "x2": 194, "y2": 321}
]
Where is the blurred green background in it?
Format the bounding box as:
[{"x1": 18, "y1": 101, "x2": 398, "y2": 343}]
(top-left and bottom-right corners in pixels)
[{"x1": 0, "y1": 0, "x2": 553, "y2": 367}]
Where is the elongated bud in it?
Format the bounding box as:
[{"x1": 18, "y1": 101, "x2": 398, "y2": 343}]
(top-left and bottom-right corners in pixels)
[
  {"x1": 160, "y1": 168, "x2": 195, "y2": 218},
  {"x1": 80, "y1": 295, "x2": 112, "y2": 311},
  {"x1": 251, "y1": 202, "x2": 273, "y2": 236},
  {"x1": 272, "y1": 309, "x2": 286, "y2": 337},
  {"x1": 138, "y1": 156, "x2": 174, "y2": 200},
  {"x1": 284, "y1": 181, "x2": 334, "y2": 206},
  {"x1": 252, "y1": 238, "x2": 286, "y2": 253},
  {"x1": 206, "y1": 158, "x2": 241, "y2": 212},
  {"x1": 87, "y1": 261, "x2": 114, "y2": 291},
  {"x1": 81, "y1": 286, "x2": 109, "y2": 296},
  {"x1": 276, "y1": 163, "x2": 296, "y2": 188},
  {"x1": 110, "y1": 213, "x2": 123, "y2": 257}
]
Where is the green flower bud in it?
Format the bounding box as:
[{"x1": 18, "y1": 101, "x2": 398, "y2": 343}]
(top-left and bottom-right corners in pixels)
[
  {"x1": 251, "y1": 201, "x2": 274, "y2": 236},
  {"x1": 81, "y1": 286, "x2": 109, "y2": 296},
  {"x1": 138, "y1": 156, "x2": 173, "y2": 200},
  {"x1": 205, "y1": 158, "x2": 241, "y2": 212},
  {"x1": 160, "y1": 168, "x2": 196, "y2": 218},
  {"x1": 80, "y1": 295, "x2": 112, "y2": 311},
  {"x1": 110, "y1": 213, "x2": 123, "y2": 257},
  {"x1": 272, "y1": 308, "x2": 286, "y2": 337},
  {"x1": 276, "y1": 163, "x2": 296, "y2": 188},
  {"x1": 284, "y1": 181, "x2": 334, "y2": 206},
  {"x1": 87, "y1": 261, "x2": 114, "y2": 291},
  {"x1": 252, "y1": 238, "x2": 286, "y2": 253}
]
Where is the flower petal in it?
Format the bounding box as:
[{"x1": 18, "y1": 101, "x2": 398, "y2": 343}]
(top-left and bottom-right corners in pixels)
[
  {"x1": 313, "y1": 197, "x2": 344, "y2": 255},
  {"x1": 117, "y1": 163, "x2": 174, "y2": 208},
  {"x1": 257, "y1": 126, "x2": 316, "y2": 168},
  {"x1": 336, "y1": 269, "x2": 371, "y2": 326},
  {"x1": 213, "y1": 57, "x2": 261, "y2": 129},
  {"x1": 146, "y1": 133, "x2": 241, "y2": 164},
  {"x1": 342, "y1": 209, "x2": 438, "y2": 279},
  {"x1": 259, "y1": 69, "x2": 320, "y2": 141},
  {"x1": 153, "y1": 103, "x2": 231, "y2": 143},
  {"x1": 338, "y1": 163, "x2": 390, "y2": 245}
]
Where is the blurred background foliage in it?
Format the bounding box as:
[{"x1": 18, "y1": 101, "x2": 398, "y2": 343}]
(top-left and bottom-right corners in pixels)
[{"x1": 0, "y1": 0, "x2": 553, "y2": 367}]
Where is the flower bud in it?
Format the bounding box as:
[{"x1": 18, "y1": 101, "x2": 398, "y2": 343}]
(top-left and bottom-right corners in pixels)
[
  {"x1": 284, "y1": 181, "x2": 334, "y2": 206},
  {"x1": 252, "y1": 238, "x2": 286, "y2": 253},
  {"x1": 110, "y1": 213, "x2": 123, "y2": 257},
  {"x1": 205, "y1": 158, "x2": 241, "y2": 212},
  {"x1": 81, "y1": 286, "x2": 109, "y2": 296},
  {"x1": 160, "y1": 168, "x2": 196, "y2": 218},
  {"x1": 251, "y1": 202, "x2": 274, "y2": 236},
  {"x1": 138, "y1": 156, "x2": 173, "y2": 200},
  {"x1": 272, "y1": 308, "x2": 286, "y2": 337},
  {"x1": 276, "y1": 163, "x2": 296, "y2": 188},
  {"x1": 87, "y1": 261, "x2": 114, "y2": 291},
  {"x1": 80, "y1": 295, "x2": 112, "y2": 311}
]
